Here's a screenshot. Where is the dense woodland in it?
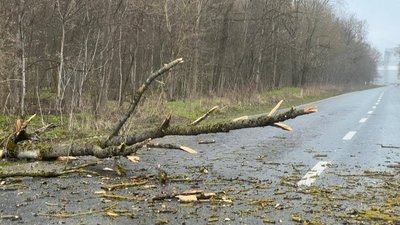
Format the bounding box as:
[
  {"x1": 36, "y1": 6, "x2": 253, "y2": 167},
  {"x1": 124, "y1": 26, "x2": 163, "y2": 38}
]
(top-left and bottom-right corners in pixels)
[{"x1": 0, "y1": 0, "x2": 379, "y2": 118}]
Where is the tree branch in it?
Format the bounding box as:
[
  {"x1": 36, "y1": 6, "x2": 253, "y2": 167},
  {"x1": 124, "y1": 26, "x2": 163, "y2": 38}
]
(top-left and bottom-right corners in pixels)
[
  {"x1": 190, "y1": 106, "x2": 219, "y2": 126},
  {"x1": 107, "y1": 58, "x2": 184, "y2": 140},
  {"x1": 105, "y1": 106, "x2": 317, "y2": 147}
]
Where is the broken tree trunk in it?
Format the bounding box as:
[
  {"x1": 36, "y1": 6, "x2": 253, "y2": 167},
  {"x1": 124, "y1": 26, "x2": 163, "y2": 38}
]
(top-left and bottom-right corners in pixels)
[
  {"x1": 1, "y1": 105, "x2": 316, "y2": 160},
  {"x1": 104, "y1": 106, "x2": 317, "y2": 147},
  {"x1": 0, "y1": 57, "x2": 318, "y2": 161}
]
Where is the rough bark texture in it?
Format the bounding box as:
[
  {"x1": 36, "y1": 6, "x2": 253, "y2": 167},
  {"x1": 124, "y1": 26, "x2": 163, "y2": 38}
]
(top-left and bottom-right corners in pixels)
[
  {"x1": 6, "y1": 139, "x2": 149, "y2": 160},
  {"x1": 1, "y1": 106, "x2": 316, "y2": 160},
  {"x1": 104, "y1": 106, "x2": 317, "y2": 147}
]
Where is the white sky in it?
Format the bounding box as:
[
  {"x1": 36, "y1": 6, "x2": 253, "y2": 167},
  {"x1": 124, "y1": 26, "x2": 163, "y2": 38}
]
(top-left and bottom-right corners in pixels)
[{"x1": 342, "y1": 0, "x2": 400, "y2": 55}]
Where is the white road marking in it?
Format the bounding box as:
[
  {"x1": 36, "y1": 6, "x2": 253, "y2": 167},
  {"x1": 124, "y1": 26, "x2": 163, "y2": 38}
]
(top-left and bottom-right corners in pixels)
[
  {"x1": 297, "y1": 161, "x2": 331, "y2": 186},
  {"x1": 359, "y1": 118, "x2": 368, "y2": 123},
  {"x1": 372, "y1": 106, "x2": 376, "y2": 109},
  {"x1": 343, "y1": 131, "x2": 357, "y2": 140},
  {"x1": 375, "y1": 103, "x2": 379, "y2": 106},
  {"x1": 367, "y1": 111, "x2": 373, "y2": 114}
]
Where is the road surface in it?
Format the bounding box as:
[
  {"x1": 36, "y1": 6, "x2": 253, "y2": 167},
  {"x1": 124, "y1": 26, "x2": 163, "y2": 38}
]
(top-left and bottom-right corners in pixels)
[{"x1": 0, "y1": 85, "x2": 399, "y2": 224}]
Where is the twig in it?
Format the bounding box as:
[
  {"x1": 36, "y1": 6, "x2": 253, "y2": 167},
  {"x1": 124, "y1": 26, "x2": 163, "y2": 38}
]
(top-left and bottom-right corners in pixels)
[
  {"x1": 191, "y1": 106, "x2": 219, "y2": 126},
  {"x1": 231, "y1": 100, "x2": 283, "y2": 122},
  {"x1": 0, "y1": 162, "x2": 99, "y2": 178},
  {"x1": 268, "y1": 100, "x2": 284, "y2": 117},
  {"x1": 101, "y1": 193, "x2": 144, "y2": 201},
  {"x1": 147, "y1": 143, "x2": 197, "y2": 154},
  {"x1": 102, "y1": 181, "x2": 148, "y2": 191},
  {"x1": 0, "y1": 215, "x2": 21, "y2": 220},
  {"x1": 272, "y1": 122, "x2": 293, "y2": 131},
  {"x1": 37, "y1": 210, "x2": 101, "y2": 218},
  {"x1": 198, "y1": 140, "x2": 216, "y2": 144},
  {"x1": 379, "y1": 144, "x2": 400, "y2": 149},
  {"x1": 33, "y1": 123, "x2": 58, "y2": 136},
  {"x1": 37, "y1": 203, "x2": 120, "y2": 219}
]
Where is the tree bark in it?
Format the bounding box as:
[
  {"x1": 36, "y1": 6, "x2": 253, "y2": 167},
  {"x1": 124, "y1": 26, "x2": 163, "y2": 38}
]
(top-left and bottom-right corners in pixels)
[
  {"x1": 104, "y1": 106, "x2": 317, "y2": 147},
  {"x1": 1, "y1": 104, "x2": 316, "y2": 161}
]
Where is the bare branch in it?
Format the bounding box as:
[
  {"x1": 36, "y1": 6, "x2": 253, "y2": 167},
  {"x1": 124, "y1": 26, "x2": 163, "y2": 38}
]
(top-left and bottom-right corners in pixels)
[
  {"x1": 191, "y1": 106, "x2": 219, "y2": 126},
  {"x1": 107, "y1": 58, "x2": 184, "y2": 140}
]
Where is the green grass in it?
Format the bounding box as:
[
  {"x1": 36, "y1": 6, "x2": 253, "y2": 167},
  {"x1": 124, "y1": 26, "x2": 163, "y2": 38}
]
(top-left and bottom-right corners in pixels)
[
  {"x1": 164, "y1": 86, "x2": 347, "y2": 125},
  {"x1": 0, "y1": 85, "x2": 367, "y2": 137},
  {"x1": 0, "y1": 114, "x2": 78, "y2": 139}
]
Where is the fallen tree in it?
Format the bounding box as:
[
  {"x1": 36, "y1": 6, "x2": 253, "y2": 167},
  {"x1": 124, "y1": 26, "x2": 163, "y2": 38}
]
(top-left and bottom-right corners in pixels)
[{"x1": 0, "y1": 58, "x2": 317, "y2": 161}]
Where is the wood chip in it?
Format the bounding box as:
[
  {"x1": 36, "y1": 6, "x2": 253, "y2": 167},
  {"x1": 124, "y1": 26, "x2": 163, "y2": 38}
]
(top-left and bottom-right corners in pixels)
[
  {"x1": 179, "y1": 146, "x2": 197, "y2": 154},
  {"x1": 106, "y1": 211, "x2": 119, "y2": 217},
  {"x1": 127, "y1": 155, "x2": 140, "y2": 163},
  {"x1": 202, "y1": 192, "x2": 216, "y2": 199},
  {"x1": 273, "y1": 122, "x2": 293, "y2": 131},
  {"x1": 57, "y1": 156, "x2": 78, "y2": 161},
  {"x1": 181, "y1": 189, "x2": 203, "y2": 195},
  {"x1": 176, "y1": 195, "x2": 198, "y2": 202}
]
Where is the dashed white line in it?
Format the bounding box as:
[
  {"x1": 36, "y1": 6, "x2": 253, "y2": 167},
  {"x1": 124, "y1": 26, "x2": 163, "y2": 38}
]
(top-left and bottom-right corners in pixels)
[
  {"x1": 297, "y1": 161, "x2": 331, "y2": 186},
  {"x1": 367, "y1": 111, "x2": 373, "y2": 114},
  {"x1": 372, "y1": 106, "x2": 376, "y2": 109},
  {"x1": 343, "y1": 131, "x2": 357, "y2": 140},
  {"x1": 359, "y1": 118, "x2": 368, "y2": 123}
]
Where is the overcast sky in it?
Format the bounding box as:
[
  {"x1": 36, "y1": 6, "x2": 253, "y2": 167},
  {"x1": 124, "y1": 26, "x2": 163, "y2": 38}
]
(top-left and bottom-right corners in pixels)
[{"x1": 342, "y1": 0, "x2": 400, "y2": 55}]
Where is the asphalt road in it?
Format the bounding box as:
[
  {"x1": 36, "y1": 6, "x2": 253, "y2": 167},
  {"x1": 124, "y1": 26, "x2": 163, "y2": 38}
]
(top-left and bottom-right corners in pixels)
[{"x1": 0, "y1": 85, "x2": 399, "y2": 224}]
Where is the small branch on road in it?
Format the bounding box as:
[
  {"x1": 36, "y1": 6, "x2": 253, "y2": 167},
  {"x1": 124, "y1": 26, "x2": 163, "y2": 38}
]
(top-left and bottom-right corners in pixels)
[{"x1": 379, "y1": 144, "x2": 400, "y2": 149}]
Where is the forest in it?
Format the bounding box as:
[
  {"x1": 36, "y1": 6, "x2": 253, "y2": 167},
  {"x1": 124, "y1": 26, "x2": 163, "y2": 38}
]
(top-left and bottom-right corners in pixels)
[{"x1": 0, "y1": 0, "x2": 379, "y2": 120}]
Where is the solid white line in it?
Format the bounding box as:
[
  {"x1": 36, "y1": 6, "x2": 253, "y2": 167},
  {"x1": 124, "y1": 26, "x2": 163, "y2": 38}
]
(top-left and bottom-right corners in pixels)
[
  {"x1": 367, "y1": 111, "x2": 373, "y2": 114},
  {"x1": 297, "y1": 161, "x2": 330, "y2": 186},
  {"x1": 359, "y1": 118, "x2": 368, "y2": 123},
  {"x1": 343, "y1": 131, "x2": 357, "y2": 140}
]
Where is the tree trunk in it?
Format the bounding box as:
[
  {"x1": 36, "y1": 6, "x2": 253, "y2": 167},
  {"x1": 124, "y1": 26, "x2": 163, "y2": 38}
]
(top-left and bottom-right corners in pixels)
[{"x1": 18, "y1": 0, "x2": 26, "y2": 117}]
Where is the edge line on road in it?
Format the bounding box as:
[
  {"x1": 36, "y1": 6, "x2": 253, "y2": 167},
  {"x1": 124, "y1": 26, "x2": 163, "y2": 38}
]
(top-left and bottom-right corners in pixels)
[
  {"x1": 297, "y1": 161, "x2": 331, "y2": 186},
  {"x1": 343, "y1": 131, "x2": 357, "y2": 140}
]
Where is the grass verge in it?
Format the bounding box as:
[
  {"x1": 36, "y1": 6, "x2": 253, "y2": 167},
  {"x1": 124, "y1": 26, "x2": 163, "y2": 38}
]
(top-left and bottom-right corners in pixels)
[{"x1": 0, "y1": 85, "x2": 377, "y2": 137}]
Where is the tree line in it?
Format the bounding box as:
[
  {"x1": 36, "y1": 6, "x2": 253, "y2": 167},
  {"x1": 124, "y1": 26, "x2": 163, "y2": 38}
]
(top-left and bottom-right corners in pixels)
[{"x1": 0, "y1": 0, "x2": 379, "y2": 117}]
